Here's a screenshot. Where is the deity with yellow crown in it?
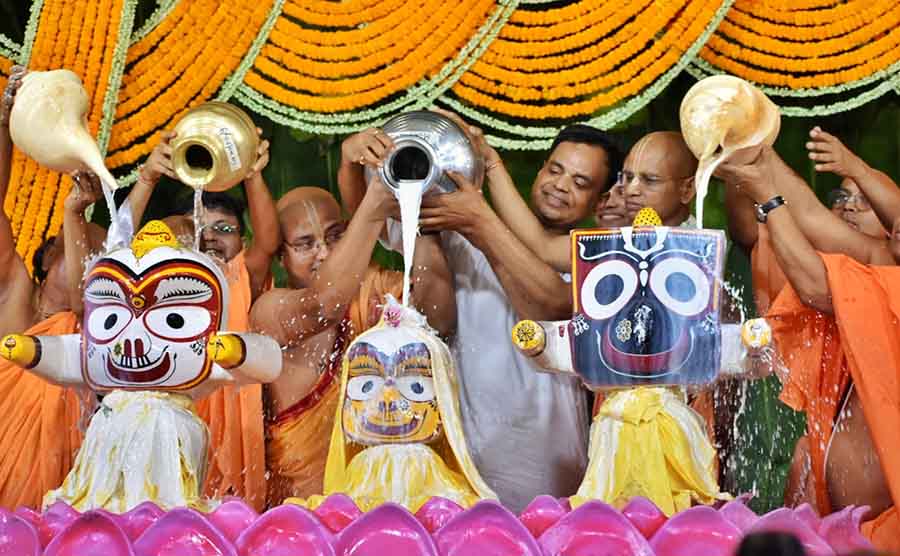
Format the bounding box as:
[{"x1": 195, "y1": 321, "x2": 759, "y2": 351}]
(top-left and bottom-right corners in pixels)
[
  {"x1": 289, "y1": 296, "x2": 496, "y2": 512},
  {"x1": 0, "y1": 221, "x2": 283, "y2": 512},
  {"x1": 511, "y1": 208, "x2": 754, "y2": 515}
]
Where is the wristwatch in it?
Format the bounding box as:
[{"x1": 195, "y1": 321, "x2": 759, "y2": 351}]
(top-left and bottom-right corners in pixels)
[{"x1": 755, "y1": 195, "x2": 786, "y2": 223}]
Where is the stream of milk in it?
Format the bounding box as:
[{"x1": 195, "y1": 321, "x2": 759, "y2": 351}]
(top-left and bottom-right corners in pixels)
[
  {"x1": 693, "y1": 149, "x2": 731, "y2": 230},
  {"x1": 396, "y1": 183, "x2": 425, "y2": 307}
]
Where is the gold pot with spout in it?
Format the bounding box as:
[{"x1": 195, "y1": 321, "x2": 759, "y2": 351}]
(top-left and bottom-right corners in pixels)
[{"x1": 170, "y1": 101, "x2": 259, "y2": 191}]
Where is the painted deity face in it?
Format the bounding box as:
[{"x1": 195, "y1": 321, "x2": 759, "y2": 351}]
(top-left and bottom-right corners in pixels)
[
  {"x1": 570, "y1": 226, "x2": 725, "y2": 388},
  {"x1": 81, "y1": 232, "x2": 226, "y2": 391},
  {"x1": 341, "y1": 328, "x2": 442, "y2": 445}
]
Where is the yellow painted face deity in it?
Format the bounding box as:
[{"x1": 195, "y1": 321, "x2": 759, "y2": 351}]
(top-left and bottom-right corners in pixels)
[{"x1": 341, "y1": 327, "x2": 442, "y2": 445}]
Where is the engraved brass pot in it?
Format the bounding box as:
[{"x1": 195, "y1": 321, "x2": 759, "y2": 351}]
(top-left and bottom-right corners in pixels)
[{"x1": 171, "y1": 102, "x2": 259, "y2": 191}]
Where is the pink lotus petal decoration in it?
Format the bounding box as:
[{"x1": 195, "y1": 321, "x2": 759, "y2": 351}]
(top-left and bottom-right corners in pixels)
[
  {"x1": 649, "y1": 506, "x2": 742, "y2": 556},
  {"x1": 133, "y1": 508, "x2": 236, "y2": 556},
  {"x1": 312, "y1": 494, "x2": 363, "y2": 534},
  {"x1": 518, "y1": 495, "x2": 568, "y2": 538},
  {"x1": 208, "y1": 499, "x2": 258, "y2": 544},
  {"x1": 622, "y1": 497, "x2": 668, "y2": 539},
  {"x1": 0, "y1": 508, "x2": 41, "y2": 556},
  {"x1": 818, "y1": 505, "x2": 875, "y2": 554},
  {"x1": 3, "y1": 495, "x2": 873, "y2": 554},
  {"x1": 334, "y1": 503, "x2": 438, "y2": 556},
  {"x1": 749, "y1": 508, "x2": 835, "y2": 556},
  {"x1": 538, "y1": 500, "x2": 654, "y2": 556},
  {"x1": 44, "y1": 511, "x2": 133, "y2": 556},
  {"x1": 234, "y1": 503, "x2": 334, "y2": 556},
  {"x1": 435, "y1": 500, "x2": 541, "y2": 556},
  {"x1": 414, "y1": 496, "x2": 464, "y2": 533}
]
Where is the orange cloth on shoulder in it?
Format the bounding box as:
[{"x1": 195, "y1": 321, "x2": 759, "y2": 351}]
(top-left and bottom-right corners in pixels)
[
  {"x1": 196, "y1": 251, "x2": 267, "y2": 511},
  {"x1": 0, "y1": 312, "x2": 83, "y2": 509},
  {"x1": 768, "y1": 254, "x2": 900, "y2": 552},
  {"x1": 266, "y1": 266, "x2": 402, "y2": 504}
]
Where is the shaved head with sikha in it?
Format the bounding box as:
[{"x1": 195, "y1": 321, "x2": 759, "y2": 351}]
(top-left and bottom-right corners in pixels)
[
  {"x1": 277, "y1": 187, "x2": 347, "y2": 289},
  {"x1": 619, "y1": 131, "x2": 698, "y2": 226}
]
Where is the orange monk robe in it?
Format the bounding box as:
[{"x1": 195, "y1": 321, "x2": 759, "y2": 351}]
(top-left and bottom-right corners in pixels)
[
  {"x1": 768, "y1": 254, "x2": 900, "y2": 552},
  {"x1": 196, "y1": 251, "x2": 267, "y2": 511},
  {"x1": 266, "y1": 266, "x2": 402, "y2": 505},
  {"x1": 0, "y1": 312, "x2": 84, "y2": 509}
]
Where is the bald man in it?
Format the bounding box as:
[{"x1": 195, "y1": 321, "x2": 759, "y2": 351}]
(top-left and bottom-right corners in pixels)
[
  {"x1": 617, "y1": 131, "x2": 698, "y2": 227},
  {"x1": 252, "y1": 181, "x2": 455, "y2": 504}
]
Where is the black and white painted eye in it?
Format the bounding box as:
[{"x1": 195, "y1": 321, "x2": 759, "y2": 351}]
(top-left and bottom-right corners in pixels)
[
  {"x1": 346, "y1": 375, "x2": 385, "y2": 401},
  {"x1": 395, "y1": 376, "x2": 435, "y2": 402},
  {"x1": 86, "y1": 304, "x2": 132, "y2": 342},
  {"x1": 145, "y1": 306, "x2": 211, "y2": 340},
  {"x1": 580, "y1": 259, "x2": 639, "y2": 320},
  {"x1": 648, "y1": 257, "x2": 711, "y2": 317}
]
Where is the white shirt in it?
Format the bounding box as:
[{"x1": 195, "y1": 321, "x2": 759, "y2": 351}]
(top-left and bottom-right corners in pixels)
[{"x1": 384, "y1": 220, "x2": 589, "y2": 512}]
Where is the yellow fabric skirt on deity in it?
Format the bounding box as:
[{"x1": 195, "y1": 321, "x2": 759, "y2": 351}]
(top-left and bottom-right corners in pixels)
[
  {"x1": 288, "y1": 443, "x2": 480, "y2": 513},
  {"x1": 570, "y1": 386, "x2": 729, "y2": 516},
  {"x1": 44, "y1": 390, "x2": 209, "y2": 513}
]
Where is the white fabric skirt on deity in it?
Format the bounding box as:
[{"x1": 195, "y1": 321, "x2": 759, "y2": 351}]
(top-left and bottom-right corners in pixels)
[{"x1": 44, "y1": 390, "x2": 209, "y2": 513}]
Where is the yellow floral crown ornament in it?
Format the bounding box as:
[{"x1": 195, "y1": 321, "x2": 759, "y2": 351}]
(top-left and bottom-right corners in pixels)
[
  {"x1": 632, "y1": 207, "x2": 663, "y2": 227},
  {"x1": 131, "y1": 220, "x2": 179, "y2": 259}
]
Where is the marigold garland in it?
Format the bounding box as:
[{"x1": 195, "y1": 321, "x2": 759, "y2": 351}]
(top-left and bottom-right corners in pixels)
[
  {"x1": 697, "y1": 0, "x2": 900, "y2": 89},
  {"x1": 5, "y1": 0, "x2": 134, "y2": 273}
]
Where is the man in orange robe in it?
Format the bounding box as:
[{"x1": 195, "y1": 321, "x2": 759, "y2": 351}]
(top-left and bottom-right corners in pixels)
[
  {"x1": 721, "y1": 144, "x2": 900, "y2": 552},
  {"x1": 253, "y1": 182, "x2": 456, "y2": 505}
]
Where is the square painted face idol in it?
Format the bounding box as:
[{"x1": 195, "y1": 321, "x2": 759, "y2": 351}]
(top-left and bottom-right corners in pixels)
[{"x1": 569, "y1": 221, "x2": 726, "y2": 389}]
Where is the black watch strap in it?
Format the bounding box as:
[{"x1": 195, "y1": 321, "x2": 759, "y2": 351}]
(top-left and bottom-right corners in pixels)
[{"x1": 756, "y1": 195, "x2": 786, "y2": 223}]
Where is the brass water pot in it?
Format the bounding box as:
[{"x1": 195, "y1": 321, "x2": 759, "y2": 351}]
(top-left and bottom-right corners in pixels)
[{"x1": 171, "y1": 102, "x2": 259, "y2": 191}]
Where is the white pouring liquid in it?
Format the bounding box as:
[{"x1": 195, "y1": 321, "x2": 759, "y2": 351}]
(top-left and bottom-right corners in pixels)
[
  {"x1": 693, "y1": 148, "x2": 732, "y2": 229},
  {"x1": 395, "y1": 182, "x2": 425, "y2": 307},
  {"x1": 192, "y1": 187, "x2": 205, "y2": 250}
]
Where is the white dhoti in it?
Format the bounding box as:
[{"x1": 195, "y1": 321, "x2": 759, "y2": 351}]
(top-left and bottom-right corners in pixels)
[{"x1": 44, "y1": 390, "x2": 209, "y2": 512}]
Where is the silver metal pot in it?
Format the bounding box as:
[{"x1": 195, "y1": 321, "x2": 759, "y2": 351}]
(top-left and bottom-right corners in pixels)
[{"x1": 367, "y1": 111, "x2": 484, "y2": 196}]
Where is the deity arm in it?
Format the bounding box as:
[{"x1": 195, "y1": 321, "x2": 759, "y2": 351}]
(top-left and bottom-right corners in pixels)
[
  {"x1": 467, "y1": 205, "x2": 573, "y2": 321},
  {"x1": 242, "y1": 172, "x2": 281, "y2": 300},
  {"x1": 207, "y1": 332, "x2": 282, "y2": 384},
  {"x1": 0, "y1": 333, "x2": 85, "y2": 386},
  {"x1": 485, "y1": 159, "x2": 572, "y2": 272},
  {"x1": 408, "y1": 234, "x2": 456, "y2": 339},
  {"x1": 767, "y1": 148, "x2": 894, "y2": 265},
  {"x1": 511, "y1": 319, "x2": 575, "y2": 374}
]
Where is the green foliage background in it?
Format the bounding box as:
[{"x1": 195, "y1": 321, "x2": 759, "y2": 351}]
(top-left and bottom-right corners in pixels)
[{"x1": 6, "y1": 0, "x2": 900, "y2": 513}]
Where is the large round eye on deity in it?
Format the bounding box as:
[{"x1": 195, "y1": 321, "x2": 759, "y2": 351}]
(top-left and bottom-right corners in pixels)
[
  {"x1": 580, "y1": 259, "x2": 639, "y2": 321},
  {"x1": 144, "y1": 306, "x2": 212, "y2": 340},
  {"x1": 395, "y1": 375, "x2": 435, "y2": 402},
  {"x1": 346, "y1": 375, "x2": 385, "y2": 401},
  {"x1": 648, "y1": 258, "x2": 711, "y2": 317},
  {"x1": 86, "y1": 304, "x2": 133, "y2": 343}
]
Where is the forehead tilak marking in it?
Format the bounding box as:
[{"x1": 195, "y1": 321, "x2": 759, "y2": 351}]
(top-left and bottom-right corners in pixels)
[{"x1": 303, "y1": 200, "x2": 324, "y2": 239}]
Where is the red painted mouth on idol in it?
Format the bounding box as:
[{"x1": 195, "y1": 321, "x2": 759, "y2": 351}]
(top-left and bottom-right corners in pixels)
[
  {"x1": 106, "y1": 346, "x2": 171, "y2": 383},
  {"x1": 600, "y1": 325, "x2": 691, "y2": 377},
  {"x1": 362, "y1": 416, "x2": 420, "y2": 437}
]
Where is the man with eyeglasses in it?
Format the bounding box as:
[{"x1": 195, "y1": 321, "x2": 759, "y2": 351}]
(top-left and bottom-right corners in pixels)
[
  {"x1": 252, "y1": 181, "x2": 455, "y2": 504},
  {"x1": 719, "y1": 150, "x2": 900, "y2": 553}
]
